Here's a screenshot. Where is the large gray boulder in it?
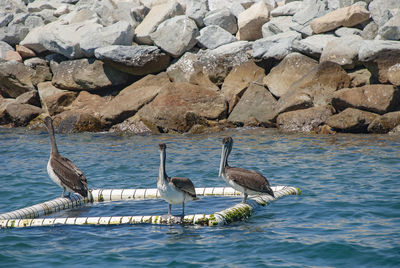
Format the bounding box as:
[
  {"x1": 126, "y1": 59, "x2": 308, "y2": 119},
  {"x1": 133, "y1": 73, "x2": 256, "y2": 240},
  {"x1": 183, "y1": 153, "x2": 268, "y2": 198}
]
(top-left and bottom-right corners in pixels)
[
  {"x1": 320, "y1": 35, "x2": 363, "y2": 69},
  {"x1": 0, "y1": 13, "x2": 14, "y2": 27},
  {"x1": 204, "y1": 8, "x2": 237, "y2": 34},
  {"x1": 262, "y1": 16, "x2": 294, "y2": 38},
  {"x1": 0, "y1": 24, "x2": 30, "y2": 46},
  {"x1": 358, "y1": 40, "x2": 400, "y2": 61},
  {"x1": 150, "y1": 16, "x2": 199, "y2": 58},
  {"x1": 0, "y1": 61, "x2": 36, "y2": 98},
  {"x1": 276, "y1": 105, "x2": 335, "y2": 133},
  {"x1": 368, "y1": 0, "x2": 400, "y2": 27},
  {"x1": 186, "y1": 0, "x2": 208, "y2": 27},
  {"x1": 21, "y1": 20, "x2": 133, "y2": 59},
  {"x1": 361, "y1": 21, "x2": 379, "y2": 40},
  {"x1": 265, "y1": 52, "x2": 318, "y2": 98},
  {"x1": 196, "y1": 25, "x2": 236, "y2": 49},
  {"x1": 27, "y1": 0, "x2": 62, "y2": 12},
  {"x1": 252, "y1": 31, "x2": 301, "y2": 60},
  {"x1": 134, "y1": 1, "x2": 184, "y2": 45},
  {"x1": 292, "y1": 34, "x2": 339, "y2": 59},
  {"x1": 379, "y1": 14, "x2": 400, "y2": 41},
  {"x1": 332, "y1": 85, "x2": 400, "y2": 114},
  {"x1": 1, "y1": 0, "x2": 27, "y2": 14},
  {"x1": 271, "y1": 1, "x2": 302, "y2": 17},
  {"x1": 51, "y1": 58, "x2": 131, "y2": 91},
  {"x1": 228, "y1": 83, "x2": 277, "y2": 127},
  {"x1": 80, "y1": 21, "x2": 134, "y2": 57},
  {"x1": 0, "y1": 41, "x2": 14, "y2": 60},
  {"x1": 94, "y1": 45, "x2": 170, "y2": 75}
]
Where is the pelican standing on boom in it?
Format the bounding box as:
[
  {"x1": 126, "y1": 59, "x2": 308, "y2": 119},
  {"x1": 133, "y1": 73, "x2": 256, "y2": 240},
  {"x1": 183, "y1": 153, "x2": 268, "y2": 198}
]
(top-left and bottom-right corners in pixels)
[
  {"x1": 44, "y1": 116, "x2": 89, "y2": 198},
  {"x1": 219, "y1": 137, "x2": 274, "y2": 203},
  {"x1": 157, "y1": 143, "x2": 198, "y2": 217}
]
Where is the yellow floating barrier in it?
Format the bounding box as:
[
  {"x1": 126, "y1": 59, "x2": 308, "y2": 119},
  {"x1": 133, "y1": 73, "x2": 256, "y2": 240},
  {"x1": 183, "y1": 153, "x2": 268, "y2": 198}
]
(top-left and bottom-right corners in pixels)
[{"x1": 0, "y1": 186, "x2": 300, "y2": 228}]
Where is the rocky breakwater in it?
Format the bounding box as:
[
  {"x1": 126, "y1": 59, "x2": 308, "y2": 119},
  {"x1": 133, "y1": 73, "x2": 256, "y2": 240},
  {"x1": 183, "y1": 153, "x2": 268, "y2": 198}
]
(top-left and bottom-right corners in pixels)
[{"x1": 0, "y1": 0, "x2": 399, "y2": 135}]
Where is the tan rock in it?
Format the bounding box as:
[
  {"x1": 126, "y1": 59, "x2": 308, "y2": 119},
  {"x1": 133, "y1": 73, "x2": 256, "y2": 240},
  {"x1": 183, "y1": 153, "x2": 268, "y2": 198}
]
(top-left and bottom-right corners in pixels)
[
  {"x1": 228, "y1": 83, "x2": 277, "y2": 127},
  {"x1": 15, "y1": 90, "x2": 40, "y2": 107},
  {"x1": 0, "y1": 97, "x2": 15, "y2": 125},
  {"x1": 5, "y1": 102, "x2": 42, "y2": 127},
  {"x1": 109, "y1": 114, "x2": 161, "y2": 134},
  {"x1": 264, "y1": 52, "x2": 318, "y2": 98},
  {"x1": 277, "y1": 105, "x2": 335, "y2": 133},
  {"x1": 310, "y1": 5, "x2": 370, "y2": 34},
  {"x1": 137, "y1": 82, "x2": 228, "y2": 133},
  {"x1": 237, "y1": 1, "x2": 270, "y2": 41},
  {"x1": 327, "y1": 108, "x2": 379, "y2": 133},
  {"x1": 16, "y1": 45, "x2": 36, "y2": 58},
  {"x1": 134, "y1": 1, "x2": 184, "y2": 45},
  {"x1": 100, "y1": 72, "x2": 171, "y2": 126},
  {"x1": 332, "y1": 85, "x2": 400, "y2": 115},
  {"x1": 348, "y1": 68, "x2": 371, "y2": 87},
  {"x1": 368, "y1": 111, "x2": 400, "y2": 133},
  {"x1": 37, "y1": 82, "x2": 77, "y2": 115},
  {"x1": 0, "y1": 61, "x2": 36, "y2": 98},
  {"x1": 364, "y1": 52, "x2": 400, "y2": 86},
  {"x1": 5, "y1": 50, "x2": 22, "y2": 62},
  {"x1": 275, "y1": 61, "x2": 350, "y2": 115},
  {"x1": 53, "y1": 91, "x2": 109, "y2": 132},
  {"x1": 221, "y1": 61, "x2": 266, "y2": 113}
]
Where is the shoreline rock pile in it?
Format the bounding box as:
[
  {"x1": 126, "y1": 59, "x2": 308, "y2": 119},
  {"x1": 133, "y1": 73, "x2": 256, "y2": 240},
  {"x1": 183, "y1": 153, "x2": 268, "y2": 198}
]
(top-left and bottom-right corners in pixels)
[{"x1": 0, "y1": 0, "x2": 400, "y2": 134}]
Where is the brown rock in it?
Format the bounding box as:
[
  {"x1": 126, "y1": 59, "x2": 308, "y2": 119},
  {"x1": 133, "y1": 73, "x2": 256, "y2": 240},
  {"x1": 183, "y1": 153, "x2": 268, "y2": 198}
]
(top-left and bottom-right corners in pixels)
[
  {"x1": 275, "y1": 61, "x2": 350, "y2": 115},
  {"x1": 37, "y1": 82, "x2": 77, "y2": 115},
  {"x1": 228, "y1": 83, "x2": 277, "y2": 127},
  {"x1": 5, "y1": 50, "x2": 22, "y2": 62},
  {"x1": 237, "y1": 1, "x2": 270, "y2": 41},
  {"x1": 53, "y1": 111, "x2": 104, "y2": 133},
  {"x1": 264, "y1": 52, "x2": 318, "y2": 98},
  {"x1": 221, "y1": 61, "x2": 266, "y2": 113},
  {"x1": 364, "y1": 52, "x2": 400, "y2": 86},
  {"x1": 277, "y1": 105, "x2": 335, "y2": 133},
  {"x1": 327, "y1": 108, "x2": 379, "y2": 133},
  {"x1": 0, "y1": 97, "x2": 15, "y2": 125},
  {"x1": 389, "y1": 125, "x2": 400, "y2": 135},
  {"x1": 310, "y1": 5, "x2": 370, "y2": 34},
  {"x1": 16, "y1": 45, "x2": 36, "y2": 58},
  {"x1": 0, "y1": 61, "x2": 36, "y2": 98},
  {"x1": 109, "y1": 114, "x2": 161, "y2": 134},
  {"x1": 52, "y1": 58, "x2": 131, "y2": 91},
  {"x1": 100, "y1": 73, "x2": 171, "y2": 126},
  {"x1": 15, "y1": 90, "x2": 40, "y2": 107},
  {"x1": 52, "y1": 91, "x2": 109, "y2": 133},
  {"x1": 332, "y1": 85, "x2": 400, "y2": 115},
  {"x1": 5, "y1": 102, "x2": 42, "y2": 126},
  {"x1": 367, "y1": 111, "x2": 400, "y2": 134},
  {"x1": 348, "y1": 68, "x2": 371, "y2": 87},
  {"x1": 137, "y1": 82, "x2": 228, "y2": 133}
]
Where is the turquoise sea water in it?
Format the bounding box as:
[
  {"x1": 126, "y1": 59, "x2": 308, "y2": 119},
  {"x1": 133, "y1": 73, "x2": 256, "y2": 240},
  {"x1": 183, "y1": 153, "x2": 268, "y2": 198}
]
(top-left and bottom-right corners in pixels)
[{"x1": 0, "y1": 127, "x2": 399, "y2": 267}]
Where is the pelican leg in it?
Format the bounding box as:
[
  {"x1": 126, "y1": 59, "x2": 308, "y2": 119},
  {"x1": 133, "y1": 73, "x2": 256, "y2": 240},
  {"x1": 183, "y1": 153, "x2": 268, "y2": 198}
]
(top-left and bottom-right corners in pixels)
[
  {"x1": 61, "y1": 188, "x2": 66, "y2": 198},
  {"x1": 242, "y1": 193, "x2": 248, "y2": 204},
  {"x1": 181, "y1": 203, "x2": 185, "y2": 218},
  {"x1": 168, "y1": 204, "x2": 172, "y2": 215}
]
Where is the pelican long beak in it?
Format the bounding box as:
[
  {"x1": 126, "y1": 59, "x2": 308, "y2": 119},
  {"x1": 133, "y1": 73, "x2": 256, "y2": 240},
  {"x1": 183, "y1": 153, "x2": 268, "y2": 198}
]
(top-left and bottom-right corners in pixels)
[{"x1": 218, "y1": 144, "x2": 228, "y2": 178}]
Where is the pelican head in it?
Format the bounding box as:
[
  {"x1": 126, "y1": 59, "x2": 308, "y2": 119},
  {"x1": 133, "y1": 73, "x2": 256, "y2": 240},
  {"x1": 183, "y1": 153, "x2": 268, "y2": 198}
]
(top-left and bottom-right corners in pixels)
[
  {"x1": 219, "y1": 136, "x2": 233, "y2": 177},
  {"x1": 159, "y1": 143, "x2": 166, "y2": 151},
  {"x1": 43, "y1": 115, "x2": 53, "y2": 130}
]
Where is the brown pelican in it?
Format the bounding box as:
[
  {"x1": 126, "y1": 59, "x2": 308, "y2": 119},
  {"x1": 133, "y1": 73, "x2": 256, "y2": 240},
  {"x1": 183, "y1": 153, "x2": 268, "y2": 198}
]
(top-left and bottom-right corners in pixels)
[
  {"x1": 158, "y1": 143, "x2": 198, "y2": 216},
  {"x1": 44, "y1": 116, "x2": 89, "y2": 198},
  {"x1": 219, "y1": 137, "x2": 274, "y2": 203}
]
